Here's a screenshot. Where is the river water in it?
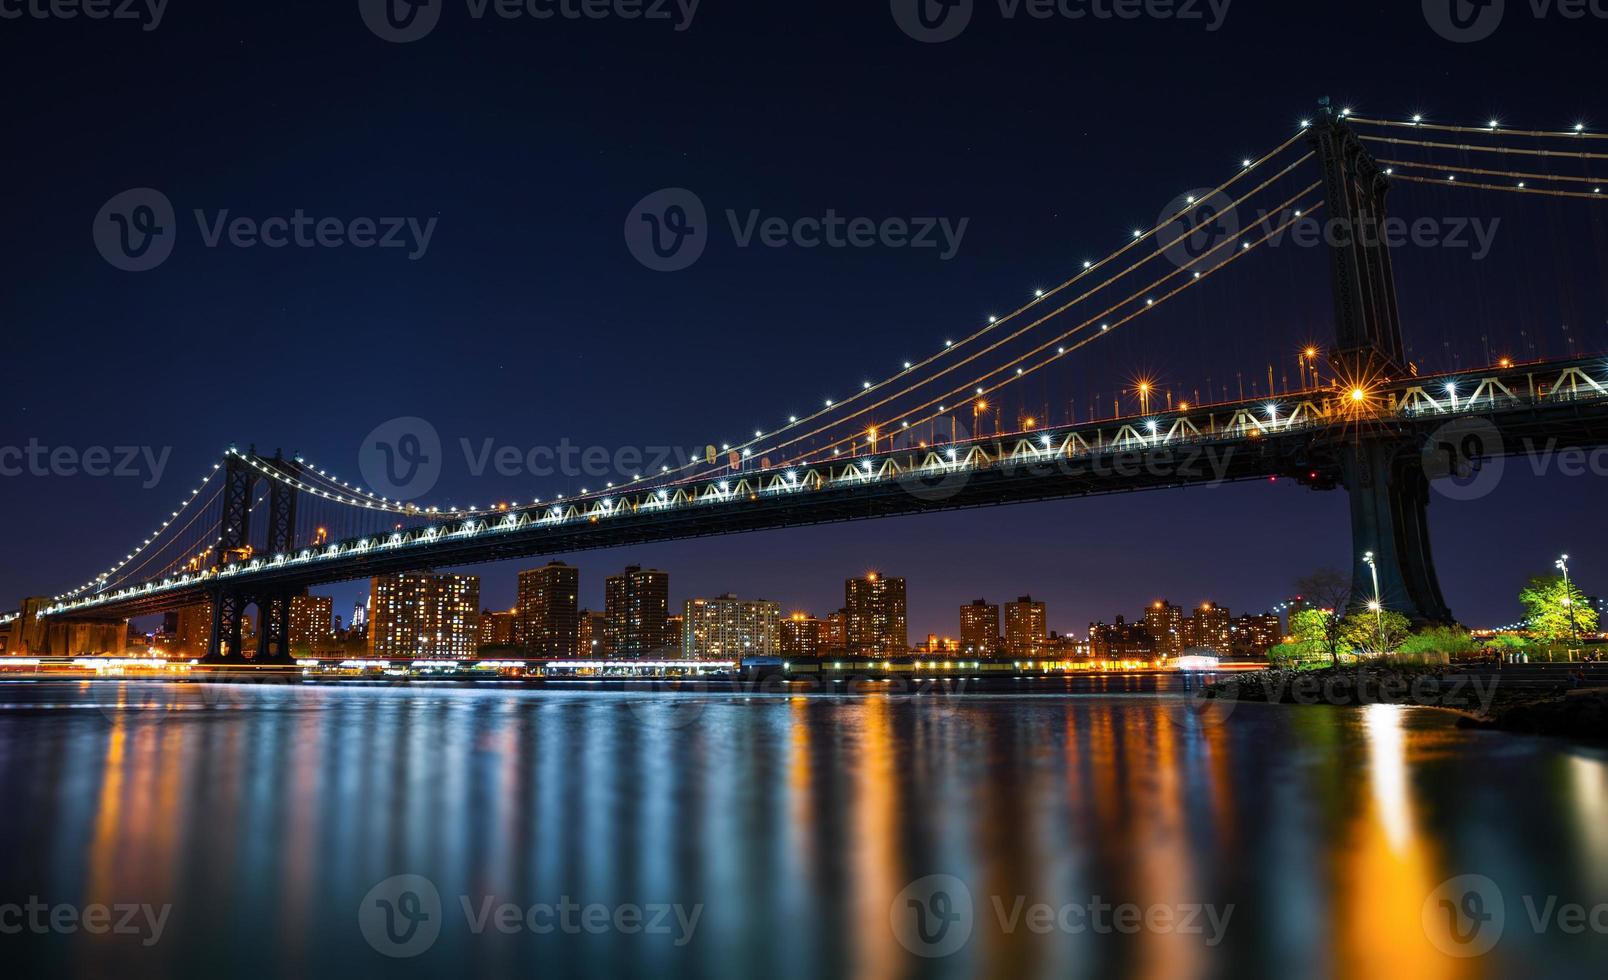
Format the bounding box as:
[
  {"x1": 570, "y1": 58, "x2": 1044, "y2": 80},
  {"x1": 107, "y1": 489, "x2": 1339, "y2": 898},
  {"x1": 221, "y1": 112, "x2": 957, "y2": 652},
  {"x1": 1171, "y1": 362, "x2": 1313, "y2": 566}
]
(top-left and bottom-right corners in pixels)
[{"x1": 0, "y1": 679, "x2": 1604, "y2": 979}]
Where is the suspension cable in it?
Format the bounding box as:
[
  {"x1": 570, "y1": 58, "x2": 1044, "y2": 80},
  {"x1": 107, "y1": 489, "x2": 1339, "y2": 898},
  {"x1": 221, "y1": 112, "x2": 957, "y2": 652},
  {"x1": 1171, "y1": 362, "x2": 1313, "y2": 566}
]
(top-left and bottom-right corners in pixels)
[{"x1": 774, "y1": 189, "x2": 1323, "y2": 465}]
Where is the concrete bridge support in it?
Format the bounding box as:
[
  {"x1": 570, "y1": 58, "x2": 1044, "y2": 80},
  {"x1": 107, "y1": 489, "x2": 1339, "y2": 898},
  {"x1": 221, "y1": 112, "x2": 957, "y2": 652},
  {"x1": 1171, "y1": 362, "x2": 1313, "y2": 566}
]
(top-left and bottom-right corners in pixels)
[{"x1": 1343, "y1": 440, "x2": 1454, "y2": 626}]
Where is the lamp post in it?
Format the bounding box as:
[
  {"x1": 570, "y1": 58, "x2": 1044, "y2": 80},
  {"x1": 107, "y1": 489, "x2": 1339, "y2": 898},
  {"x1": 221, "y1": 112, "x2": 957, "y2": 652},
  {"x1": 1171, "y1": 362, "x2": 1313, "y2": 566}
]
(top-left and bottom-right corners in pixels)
[
  {"x1": 1363, "y1": 551, "x2": 1384, "y2": 654},
  {"x1": 1556, "y1": 554, "x2": 1579, "y2": 648}
]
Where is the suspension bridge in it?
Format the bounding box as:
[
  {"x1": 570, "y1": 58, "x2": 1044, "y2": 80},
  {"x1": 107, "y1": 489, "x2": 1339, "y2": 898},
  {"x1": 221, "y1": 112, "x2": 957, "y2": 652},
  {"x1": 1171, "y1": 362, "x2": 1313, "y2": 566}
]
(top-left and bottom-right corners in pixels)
[{"x1": 6, "y1": 102, "x2": 1607, "y2": 662}]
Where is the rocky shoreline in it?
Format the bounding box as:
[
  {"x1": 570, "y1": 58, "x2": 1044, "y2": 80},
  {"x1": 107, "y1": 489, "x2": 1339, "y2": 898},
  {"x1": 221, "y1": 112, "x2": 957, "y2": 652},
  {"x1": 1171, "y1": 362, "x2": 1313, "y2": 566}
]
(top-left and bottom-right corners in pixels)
[{"x1": 1204, "y1": 666, "x2": 1608, "y2": 742}]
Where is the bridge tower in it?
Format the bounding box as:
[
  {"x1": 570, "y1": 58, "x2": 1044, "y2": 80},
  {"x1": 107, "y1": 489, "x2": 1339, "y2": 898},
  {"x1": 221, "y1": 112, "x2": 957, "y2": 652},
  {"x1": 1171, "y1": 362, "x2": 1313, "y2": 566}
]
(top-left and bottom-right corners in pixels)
[
  {"x1": 254, "y1": 454, "x2": 301, "y2": 664},
  {"x1": 204, "y1": 449, "x2": 308, "y2": 664},
  {"x1": 204, "y1": 450, "x2": 255, "y2": 663},
  {"x1": 1309, "y1": 100, "x2": 1453, "y2": 625}
]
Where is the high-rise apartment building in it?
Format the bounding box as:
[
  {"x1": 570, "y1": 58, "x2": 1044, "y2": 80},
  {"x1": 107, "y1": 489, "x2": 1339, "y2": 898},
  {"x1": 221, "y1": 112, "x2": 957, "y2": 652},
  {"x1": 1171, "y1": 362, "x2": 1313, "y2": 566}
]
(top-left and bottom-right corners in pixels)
[
  {"x1": 479, "y1": 609, "x2": 517, "y2": 650},
  {"x1": 845, "y1": 573, "x2": 908, "y2": 656},
  {"x1": 780, "y1": 614, "x2": 822, "y2": 659},
  {"x1": 959, "y1": 599, "x2": 1001, "y2": 658},
  {"x1": 683, "y1": 595, "x2": 779, "y2": 659},
  {"x1": 1144, "y1": 600, "x2": 1187, "y2": 657},
  {"x1": 517, "y1": 561, "x2": 580, "y2": 656},
  {"x1": 1187, "y1": 602, "x2": 1233, "y2": 653},
  {"x1": 289, "y1": 594, "x2": 334, "y2": 654},
  {"x1": 605, "y1": 565, "x2": 671, "y2": 656},
  {"x1": 1003, "y1": 595, "x2": 1047, "y2": 658},
  {"x1": 368, "y1": 571, "x2": 481, "y2": 660}
]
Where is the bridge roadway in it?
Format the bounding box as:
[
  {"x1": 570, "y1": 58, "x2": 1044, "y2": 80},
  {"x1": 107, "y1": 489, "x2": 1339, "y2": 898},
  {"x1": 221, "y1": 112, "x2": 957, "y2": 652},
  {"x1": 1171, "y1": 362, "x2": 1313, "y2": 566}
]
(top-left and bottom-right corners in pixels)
[{"x1": 19, "y1": 354, "x2": 1608, "y2": 624}]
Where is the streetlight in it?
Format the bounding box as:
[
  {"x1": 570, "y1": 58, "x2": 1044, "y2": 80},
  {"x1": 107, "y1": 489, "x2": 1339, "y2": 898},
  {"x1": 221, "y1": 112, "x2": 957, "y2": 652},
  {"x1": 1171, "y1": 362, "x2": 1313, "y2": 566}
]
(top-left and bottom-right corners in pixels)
[
  {"x1": 1363, "y1": 551, "x2": 1384, "y2": 653},
  {"x1": 1556, "y1": 554, "x2": 1579, "y2": 647}
]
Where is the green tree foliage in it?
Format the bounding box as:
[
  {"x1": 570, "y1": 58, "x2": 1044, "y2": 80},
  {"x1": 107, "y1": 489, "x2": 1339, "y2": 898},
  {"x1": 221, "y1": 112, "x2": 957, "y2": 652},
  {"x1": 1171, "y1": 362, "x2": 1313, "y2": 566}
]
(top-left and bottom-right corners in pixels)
[
  {"x1": 1398, "y1": 626, "x2": 1478, "y2": 658},
  {"x1": 1341, "y1": 610, "x2": 1413, "y2": 655},
  {"x1": 1520, "y1": 574, "x2": 1600, "y2": 642},
  {"x1": 1290, "y1": 607, "x2": 1350, "y2": 665}
]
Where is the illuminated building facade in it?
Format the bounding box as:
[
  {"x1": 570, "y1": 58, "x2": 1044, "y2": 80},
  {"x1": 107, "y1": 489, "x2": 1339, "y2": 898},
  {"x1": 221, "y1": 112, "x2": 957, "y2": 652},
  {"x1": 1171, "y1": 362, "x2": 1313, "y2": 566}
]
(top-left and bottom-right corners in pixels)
[
  {"x1": 1186, "y1": 602, "x2": 1233, "y2": 653},
  {"x1": 368, "y1": 571, "x2": 481, "y2": 660},
  {"x1": 1230, "y1": 613, "x2": 1284, "y2": 657},
  {"x1": 845, "y1": 573, "x2": 907, "y2": 656},
  {"x1": 288, "y1": 594, "x2": 334, "y2": 654},
  {"x1": 780, "y1": 614, "x2": 821, "y2": 658},
  {"x1": 959, "y1": 599, "x2": 1001, "y2": 658},
  {"x1": 517, "y1": 561, "x2": 580, "y2": 656},
  {"x1": 683, "y1": 595, "x2": 779, "y2": 659},
  {"x1": 478, "y1": 609, "x2": 517, "y2": 650},
  {"x1": 578, "y1": 610, "x2": 611, "y2": 658},
  {"x1": 818, "y1": 609, "x2": 848, "y2": 655},
  {"x1": 1003, "y1": 595, "x2": 1047, "y2": 658},
  {"x1": 605, "y1": 565, "x2": 671, "y2": 655},
  {"x1": 1144, "y1": 600, "x2": 1187, "y2": 656}
]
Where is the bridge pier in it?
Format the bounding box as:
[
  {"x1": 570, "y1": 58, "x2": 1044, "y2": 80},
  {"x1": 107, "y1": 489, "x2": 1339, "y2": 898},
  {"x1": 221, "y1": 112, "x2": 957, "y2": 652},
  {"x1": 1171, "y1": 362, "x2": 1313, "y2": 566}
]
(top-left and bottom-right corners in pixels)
[
  {"x1": 204, "y1": 591, "x2": 247, "y2": 663},
  {"x1": 1343, "y1": 440, "x2": 1454, "y2": 626}
]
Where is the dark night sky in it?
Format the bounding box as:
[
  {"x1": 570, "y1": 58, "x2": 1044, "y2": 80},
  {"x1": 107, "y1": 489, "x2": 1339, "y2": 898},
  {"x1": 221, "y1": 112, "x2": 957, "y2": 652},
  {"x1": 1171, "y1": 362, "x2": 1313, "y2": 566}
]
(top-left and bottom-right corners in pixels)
[{"x1": 1, "y1": 1, "x2": 1604, "y2": 638}]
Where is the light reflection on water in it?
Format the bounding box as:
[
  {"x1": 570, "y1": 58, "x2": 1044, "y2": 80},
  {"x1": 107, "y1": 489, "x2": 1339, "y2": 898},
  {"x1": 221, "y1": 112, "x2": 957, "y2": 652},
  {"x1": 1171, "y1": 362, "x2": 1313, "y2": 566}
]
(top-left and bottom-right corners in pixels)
[{"x1": 0, "y1": 681, "x2": 1605, "y2": 979}]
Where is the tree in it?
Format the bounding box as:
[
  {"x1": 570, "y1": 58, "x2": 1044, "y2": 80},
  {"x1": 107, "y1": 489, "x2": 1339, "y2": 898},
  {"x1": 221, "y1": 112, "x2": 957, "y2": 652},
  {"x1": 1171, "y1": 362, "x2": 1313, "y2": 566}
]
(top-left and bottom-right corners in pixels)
[
  {"x1": 1291, "y1": 608, "x2": 1350, "y2": 666},
  {"x1": 1342, "y1": 610, "x2": 1413, "y2": 656},
  {"x1": 1519, "y1": 574, "x2": 1599, "y2": 643},
  {"x1": 1293, "y1": 569, "x2": 1356, "y2": 666}
]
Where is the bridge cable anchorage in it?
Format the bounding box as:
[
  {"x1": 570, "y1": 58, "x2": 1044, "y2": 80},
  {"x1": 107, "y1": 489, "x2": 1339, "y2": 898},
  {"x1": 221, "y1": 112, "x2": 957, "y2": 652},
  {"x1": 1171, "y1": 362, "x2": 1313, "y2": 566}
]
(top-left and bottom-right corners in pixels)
[
  {"x1": 770, "y1": 193, "x2": 1329, "y2": 469},
  {"x1": 687, "y1": 154, "x2": 1319, "y2": 476}
]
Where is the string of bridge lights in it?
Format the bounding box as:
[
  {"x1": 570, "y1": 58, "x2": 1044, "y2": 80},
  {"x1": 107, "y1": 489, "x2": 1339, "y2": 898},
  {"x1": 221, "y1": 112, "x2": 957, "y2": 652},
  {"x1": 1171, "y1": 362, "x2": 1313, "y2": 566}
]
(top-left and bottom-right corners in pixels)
[
  {"x1": 104, "y1": 483, "x2": 227, "y2": 589},
  {"x1": 645, "y1": 140, "x2": 1320, "y2": 493},
  {"x1": 46, "y1": 114, "x2": 1446, "y2": 594},
  {"x1": 53, "y1": 460, "x2": 226, "y2": 602},
  {"x1": 208, "y1": 129, "x2": 1316, "y2": 524},
  {"x1": 1347, "y1": 114, "x2": 1601, "y2": 141},
  {"x1": 768, "y1": 189, "x2": 1327, "y2": 470}
]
